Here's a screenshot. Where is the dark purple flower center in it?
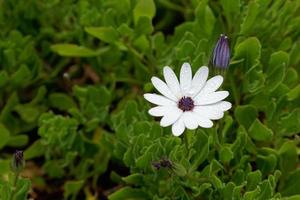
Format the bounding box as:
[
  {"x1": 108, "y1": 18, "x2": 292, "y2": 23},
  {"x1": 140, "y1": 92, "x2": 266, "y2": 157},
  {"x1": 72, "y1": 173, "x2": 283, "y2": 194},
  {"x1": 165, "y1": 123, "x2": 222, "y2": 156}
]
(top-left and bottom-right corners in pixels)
[{"x1": 178, "y1": 96, "x2": 194, "y2": 111}]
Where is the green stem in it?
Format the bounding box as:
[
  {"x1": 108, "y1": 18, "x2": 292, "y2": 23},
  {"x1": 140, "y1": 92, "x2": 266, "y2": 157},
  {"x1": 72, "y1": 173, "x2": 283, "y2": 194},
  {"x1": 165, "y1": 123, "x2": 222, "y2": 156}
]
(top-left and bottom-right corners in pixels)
[
  {"x1": 124, "y1": 42, "x2": 151, "y2": 75},
  {"x1": 9, "y1": 172, "x2": 19, "y2": 200},
  {"x1": 125, "y1": 43, "x2": 144, "y2": 60},
  {"x1": 229, "y1": 73, "x2": 239, "y2": 105}
]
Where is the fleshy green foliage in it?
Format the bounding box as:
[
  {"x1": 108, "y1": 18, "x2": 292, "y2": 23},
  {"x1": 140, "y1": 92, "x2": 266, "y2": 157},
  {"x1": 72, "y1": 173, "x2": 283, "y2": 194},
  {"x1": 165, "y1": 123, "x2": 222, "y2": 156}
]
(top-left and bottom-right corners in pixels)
[
  {"x1": 0, "y1": 0, "x2": 300, "y2": 199},
  {"x1": 0, "y1": 173, "x2": 31, "y2": 200}
]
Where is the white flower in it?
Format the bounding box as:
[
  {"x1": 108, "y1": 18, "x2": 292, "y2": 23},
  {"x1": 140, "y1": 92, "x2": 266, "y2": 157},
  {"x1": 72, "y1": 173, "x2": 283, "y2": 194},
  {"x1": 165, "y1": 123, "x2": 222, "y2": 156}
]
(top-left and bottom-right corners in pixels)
[{"x1": 144, "y1": 62, "x2": 232, "y2": 136}]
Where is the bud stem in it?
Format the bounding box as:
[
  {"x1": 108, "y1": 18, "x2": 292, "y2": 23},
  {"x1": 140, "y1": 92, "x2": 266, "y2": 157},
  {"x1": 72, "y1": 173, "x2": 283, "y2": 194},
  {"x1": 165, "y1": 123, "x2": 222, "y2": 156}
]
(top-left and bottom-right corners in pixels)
[
  {"x1": 228, "y1": 73, "x2": 239, "y2": 105},
  {"x1": 9, "y1": 172, "x2": 20, "y2": 200}
]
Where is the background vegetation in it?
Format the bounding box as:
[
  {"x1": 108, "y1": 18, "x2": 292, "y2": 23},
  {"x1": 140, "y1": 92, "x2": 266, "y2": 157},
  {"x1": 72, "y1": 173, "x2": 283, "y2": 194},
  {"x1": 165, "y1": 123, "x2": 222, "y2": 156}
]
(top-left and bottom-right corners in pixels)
[{"x1": 0, "y1": 0, "x2": 299, "y2": 199}]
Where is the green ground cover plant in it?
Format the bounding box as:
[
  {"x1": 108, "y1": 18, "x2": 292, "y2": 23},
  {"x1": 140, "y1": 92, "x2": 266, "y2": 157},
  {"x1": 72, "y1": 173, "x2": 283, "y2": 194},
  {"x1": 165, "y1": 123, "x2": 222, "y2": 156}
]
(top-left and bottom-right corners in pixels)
[{"x1": 0, "y1": 0, "x2": 299, "y2": 199}]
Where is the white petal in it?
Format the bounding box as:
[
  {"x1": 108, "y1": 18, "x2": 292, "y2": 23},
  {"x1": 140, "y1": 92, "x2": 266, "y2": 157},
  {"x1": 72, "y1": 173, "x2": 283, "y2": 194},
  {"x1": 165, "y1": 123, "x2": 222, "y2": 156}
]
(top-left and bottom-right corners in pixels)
[
  {"x1": 183, "y1": 112, "x2": 198, "y2": 129},
  {"x1": 194, "y1": 114, "x2": 213, "y2": 128},
  {"x1": 207, "y1": 101, "x2": 232, "y2": 111},
  {"x1": 218, "y1": 101, "x2": 232, "y2": 111},
  {"x1": 151, "y1": 77, "x2": 177, "y2": 101},
  {"x1": 163, "y1": 66, "x2": 181, "y2": 98},
  {"x1": 148, "y1": 106, "x2": 177, "y2": 117},
  {"x1": 194, "y1": 105, "x2": 224, "y2": 120},
  {"x1": 200, "y1": 75, "x2": 223, "y2": 95},
  {"x1": 194, "y1": 91, "x2": 229, "y2": 105},
  {"x1": 160, "y1": 107, "x2": 182, "y2": 127},
  {"x1": 172, "y1": 117, "x2": 185, "y2": 136},
  {"x1": 188, "y1": 66, "x2": 209, "y2": 97},
  {"x1": 180, "y1": 63, "x2": 192, "y2": 94},
  {"x1": 144, "y1": 93, "x2": 176, "y2": 106}
]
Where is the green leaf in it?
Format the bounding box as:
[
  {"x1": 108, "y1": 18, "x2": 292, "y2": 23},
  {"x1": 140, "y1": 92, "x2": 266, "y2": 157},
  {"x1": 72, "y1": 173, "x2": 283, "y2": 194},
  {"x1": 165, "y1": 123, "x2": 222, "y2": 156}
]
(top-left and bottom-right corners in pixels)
[
  {"x1": 108, "y1": 187, "x2": 149, "y2": 200},
  {"x1": 0, "y1": 181, "x2": 11, "y2": 200},
  {"x1": 282, "y1": 195, "x2": 300, "y2": 200},
  {"x1": 51, "y1": 44, "x2": 98, "y2": 57},
  {"x1": 0, "y1": 123, "x2": 10, "y2": 149},
  {"x1": 221, "y1": 115, "x2": 234, "y2": 138},
  {"x1": 268, "y1": 51, "x2": 289, "y2": 71},
  {"x1": 174, "y1": 163, "x2": 187, "y2": 177},
  {"x1": 176, "y1": 40, "x2": 196, "y2": 60},
  {"x1": 64, "y1": 180, "x2": 84, "y2": 199},
  {"x1": 135, "y1": 16, "x2": 153, "y2": 36},
  {"x1": 202, "y1": 159, "x2": 223, "y2": 176},
  {"x1": 0, "y1": 71, "x2": 9, "y2": 87},
  {"x1": 30, "y1": 86, "x2": 47, "y2": 105},
  {"x1": 85, "y1": 27, "x2": 119, "y2": 43},
  {"x1": 240, "y1": 2, "x2": 259, "y2": 34},
  {"x1": 123, "y1": 147, "x2": 134, "y2": 167},
  {"x1": 0, "y1": 93, "x2": 19, "y2": 132},
  {"x1": 133, "y1": 0, "x2": 156, "y2": 24},
  {"x1": 256, "y1": 180, "x2": 273, "y2": 200},
  {"x1": 152, "y1": 32, "x2": 165, "y2": 53},
  {"x1": 290, "y1": 41, "x2": 300, "y2": 66},
  {"x1": 191, "y1": 130, "x2": 209, "y2": 169},
  {"x1": 281, "y1": 169, "x2": 300, "y2": 196},
  {"x1": 14, "y1": 104, "x2": 40, "y2": 123},
  {"x1": 195, "y1": 2, "x2": 216, "y2": 36},
  {"x1": 234, "y1": 105, "x2": 257, "y2": 129},
  {"x1": 211, "y1": 174, "x2": 223, "y2": 189},
  {"x1": 38, "y1": 113, "x2": 79, "y2": 151},
  {"x1": 15, "y1": 178, "x2": 31, "y2": 200},
  {"x1": 222, "y1": 182, "x2": 235, "y2": 200},
  {"x1": 246, "y1": 170, "x2": 262, "y2": 191},
  {"x1": 257, "y1": 154, "x2": 277, "y2": 175},
  {"x1": 24, "y1": 140, "x2": 45, "y2": 159},
  {"x1": 231, "y1": 126, "x2": 247, "y2": 155},
  {"x1": 123, "y1": 101, "x2": 139, "y2": 124},
  {"x1": 265, "y1": 51, "x2": 289, "y2": 91},
  {"x1": 43, "y1": 160, "x2": 64, "y2": 178},
  {"x1": 0, "y1": 160, "x2": 10, "y2": 174},
  {"x1": 219, "y1": 146, "x2": 233, "y2": 163},
  {"x1": 234, "y1": 37, "x2": 261, "y2": 70},
  {"x1": 10, "y1": 65, "x2": 32, "y2": 87},
  {"x1": 194, "y1": 183, "x2": 212, "y2": 197},
  {"x1": 117, "y1": 24, "x2": 134, "y2": 38},
  {"x1": 283, "y1": 67, "x2": 298, "y2": 87},
  {"x1": 133, "y1": 35, "x2": 150, "y2": 52},
  {"x1": 233, "y1": 182, "x2": 246, "y2": 199},
  {"x1": 287, "y1": 84, "x2": 300, "y2": 101},
  {"x1": 270, "y1": 83, "x2": 290, "y2": 99},
  {"x1": 248, "y1": 119, "x2": 273, "y2": 141},
  {"x1": 122, "y1": 173, "x2": 144, "y2": 185},
  {"x1": 49, "y1": 93, "x2": 77, "y2": 111},
  {"x1": 279, "y1": 141, "x2": 298, "y2": 173},
  {"x1": 279, "y1": 37, "x2": 292, "y2": 51},
  {"x1": 278, "y1": 108, "x2": 300, "y2": 136},
  {"x1": 135, "y1": 144, "x2": 156, "y2": 169},
  {"x1": 7, "y1": 135, "x2": 29, "y2": 147},
  {"x1": 221, "y1": 0, "x2": 240, "y2": 13},
  {"x1": 232, "y1": 169, "x2": 246, "y2": 185},
  {"x1": 244, "y1": 64, "x2": 265, "y2": 93},
  {"x1": 243, "y1": 187, "x2": 261, "y2": 200}
]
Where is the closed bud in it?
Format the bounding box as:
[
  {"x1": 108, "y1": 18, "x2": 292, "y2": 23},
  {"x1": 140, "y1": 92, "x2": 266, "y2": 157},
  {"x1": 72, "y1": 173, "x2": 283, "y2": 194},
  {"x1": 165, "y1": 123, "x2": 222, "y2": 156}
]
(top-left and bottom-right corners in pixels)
[
  {"x1": 211, "y1": 34, "x2": 230, "y2": 70},
  {"x1": 11, "y1": 150, "x2": 25, "y2": 173}
]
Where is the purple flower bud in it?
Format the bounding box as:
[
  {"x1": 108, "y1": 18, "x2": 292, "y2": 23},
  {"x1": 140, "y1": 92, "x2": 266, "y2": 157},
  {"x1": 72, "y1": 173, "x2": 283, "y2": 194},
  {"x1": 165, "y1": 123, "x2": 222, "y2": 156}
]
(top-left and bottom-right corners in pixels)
[
  {"x1": 212, "y1": 34, "x2": 230, "y2": 69},
  {"x1": 151, "y1": 161, "x2": 161, "y2": 170},
  {"x1": 11, "y1": 150, "x2": 25, "y2": 173}
]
